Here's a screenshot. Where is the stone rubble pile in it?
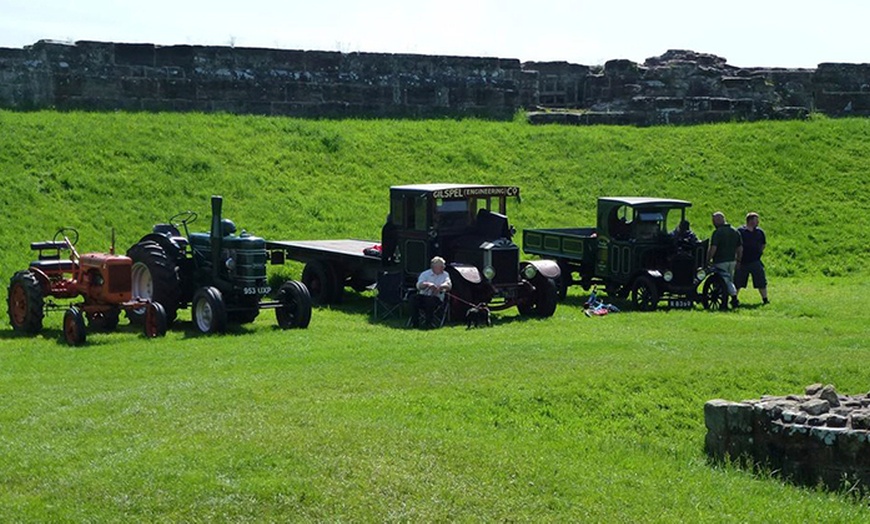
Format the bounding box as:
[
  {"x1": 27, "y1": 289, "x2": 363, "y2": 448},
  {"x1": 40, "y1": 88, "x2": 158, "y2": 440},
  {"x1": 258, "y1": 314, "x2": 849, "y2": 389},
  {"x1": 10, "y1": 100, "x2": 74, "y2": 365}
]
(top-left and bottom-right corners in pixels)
[{"x1": 705, "y1": 384, "x2": 870, "y2": 492}]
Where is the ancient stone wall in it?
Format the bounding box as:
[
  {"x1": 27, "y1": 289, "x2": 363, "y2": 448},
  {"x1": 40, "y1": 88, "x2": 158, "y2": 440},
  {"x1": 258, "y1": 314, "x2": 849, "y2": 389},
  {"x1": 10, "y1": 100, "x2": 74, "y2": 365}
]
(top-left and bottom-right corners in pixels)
[
  {"x1": 705, "y1": 384, "x2": 870, "y2": 493},
  {"x1": 0, "y1": 40, "x2": 525, "y2": 119},
  {"x1": 2, "y1": 41, "x2": 870, "y2": 125}
]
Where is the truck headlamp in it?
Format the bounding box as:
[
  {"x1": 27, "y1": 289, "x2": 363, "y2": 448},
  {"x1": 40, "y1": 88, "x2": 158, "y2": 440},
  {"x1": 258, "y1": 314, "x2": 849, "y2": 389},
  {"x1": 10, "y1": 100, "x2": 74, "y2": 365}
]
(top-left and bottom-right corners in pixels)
[
  {"x1": 225, "y1": 257, "x2": 236, "y2": 271},
  {"x1": 663, "y1": 270, "x2": 673, "y2": 282},
  {"x1": 483, "y1": 266, "x2": 496, "y2": 280},
  {"x1": 696, "y1": 268, "x2": 706, "y2": 281},
  {"x1": 522, "y1": 264, "x2": 538, "y2": 280}
]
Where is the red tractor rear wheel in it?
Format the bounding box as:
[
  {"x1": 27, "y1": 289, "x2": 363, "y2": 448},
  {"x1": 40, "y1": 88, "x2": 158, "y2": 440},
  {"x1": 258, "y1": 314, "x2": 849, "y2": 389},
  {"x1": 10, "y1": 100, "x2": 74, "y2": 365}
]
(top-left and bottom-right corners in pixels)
[{"x1": 7, "y1": 271, "x2": 44, "y2": 334}]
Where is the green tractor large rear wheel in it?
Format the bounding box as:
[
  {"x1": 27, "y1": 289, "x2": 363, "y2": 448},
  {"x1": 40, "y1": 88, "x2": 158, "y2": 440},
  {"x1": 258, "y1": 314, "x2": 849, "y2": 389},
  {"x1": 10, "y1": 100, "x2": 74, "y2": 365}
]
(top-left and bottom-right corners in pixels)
[{"x1": 127, "y1": 241, "x2": 181, "y2": 324}]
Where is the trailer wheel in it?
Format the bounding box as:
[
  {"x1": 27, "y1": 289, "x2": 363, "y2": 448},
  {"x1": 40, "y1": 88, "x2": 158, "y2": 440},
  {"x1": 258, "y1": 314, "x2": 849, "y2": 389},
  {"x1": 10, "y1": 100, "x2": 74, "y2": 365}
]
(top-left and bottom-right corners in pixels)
[
  {"x1": 8, "y1": 270, "x2": 44, "y2": 334},
  {"x1": 276, "y1": 280, "x2": 312, "y2": 329},
  {"x1": 192, "y1": 286, "x2": 227, "y2": 334},
  {"x1": 702, "y1": 274, "x2": 728, "y2": 311},
  {"x1": 631, "y1": 276, "x2": 659, "y2": 311},
  {"x1": 144, "y1": 302, "x2": 168, "y2": 338},
  {"x1": 302, "y1": 260, "x2": 339, "y2": 305},
  {"x1": 63, "y1": 307, "x2": 87, "y2": 346},
  {"x1": 127, "y1": 241, "x2": 181, "y2": 324},
  {"x1": 87, "y1": 307, "x2": 120, "y2": 332}
]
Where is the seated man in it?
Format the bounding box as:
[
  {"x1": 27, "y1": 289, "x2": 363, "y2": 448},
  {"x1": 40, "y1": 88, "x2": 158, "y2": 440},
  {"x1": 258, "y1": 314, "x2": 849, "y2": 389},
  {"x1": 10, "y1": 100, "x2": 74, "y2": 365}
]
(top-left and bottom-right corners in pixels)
[
  {"x1": 409, "y1": 256, "x2": 452, "y2": 328},
  {"x1": 671, "y1": 219, "x2": 698, "y2": 245}
]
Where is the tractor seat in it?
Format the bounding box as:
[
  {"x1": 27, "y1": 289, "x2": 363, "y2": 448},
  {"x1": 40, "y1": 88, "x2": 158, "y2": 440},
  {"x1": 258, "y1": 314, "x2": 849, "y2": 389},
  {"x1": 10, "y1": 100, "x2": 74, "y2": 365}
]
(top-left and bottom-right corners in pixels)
[
  {"x1": 30, "y1": 241, "x2": 69, "y2": 251},
  {"x1": 30, "y1": 259, "x2": 76, "y2": 273}
]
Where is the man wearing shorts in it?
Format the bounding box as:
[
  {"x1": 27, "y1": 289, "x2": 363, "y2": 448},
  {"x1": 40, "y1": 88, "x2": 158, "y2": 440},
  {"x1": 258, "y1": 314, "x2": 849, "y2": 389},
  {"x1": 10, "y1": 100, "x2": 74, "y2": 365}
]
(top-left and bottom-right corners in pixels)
[{"x1": 735, "y1": 212, "x2": 769, "y2": 305}]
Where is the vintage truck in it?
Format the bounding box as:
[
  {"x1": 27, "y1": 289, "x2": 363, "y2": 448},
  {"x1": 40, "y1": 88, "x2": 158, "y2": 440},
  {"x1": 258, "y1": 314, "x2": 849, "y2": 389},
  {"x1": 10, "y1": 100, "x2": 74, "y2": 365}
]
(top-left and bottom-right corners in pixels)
[
  {"x1": 523, "y1": 197, "x2": 727, "y2": 310},
  {"x1": 267, "y1": 184, "x2": 561, "y2": 318}
]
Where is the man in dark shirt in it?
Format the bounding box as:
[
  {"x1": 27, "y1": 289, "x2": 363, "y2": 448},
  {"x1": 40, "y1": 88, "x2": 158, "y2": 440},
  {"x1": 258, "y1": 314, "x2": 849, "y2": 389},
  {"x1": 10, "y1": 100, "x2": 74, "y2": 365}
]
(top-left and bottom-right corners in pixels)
[
  {"x1": 707, "y1": 212, "x2": 743, "y2": 308},
  {"x1": 735, "y1": 212, "x2": 769, "y2": 305}
]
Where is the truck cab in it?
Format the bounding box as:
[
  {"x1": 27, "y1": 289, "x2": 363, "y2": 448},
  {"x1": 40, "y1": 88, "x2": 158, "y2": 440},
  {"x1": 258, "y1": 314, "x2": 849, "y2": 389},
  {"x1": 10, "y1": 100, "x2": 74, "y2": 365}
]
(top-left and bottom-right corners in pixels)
[
  {"x1": 385, "y1": 184, "x2": 560, "y2": 316},
  {"x1": 523, "y1": 196, "x2": 710, "y2": 310}
]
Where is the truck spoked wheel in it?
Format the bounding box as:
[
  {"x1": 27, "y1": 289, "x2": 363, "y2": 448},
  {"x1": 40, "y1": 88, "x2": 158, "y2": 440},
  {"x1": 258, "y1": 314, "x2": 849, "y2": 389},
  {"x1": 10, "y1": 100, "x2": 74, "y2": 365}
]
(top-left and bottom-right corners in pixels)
[
  {"x1": 7, "y1": 270, "x2": 45, "y2": 333},
  {"x1": 63, "y1": 307, "x2": 87, "y2": 346},
  {"x1": 143, "y1": 302, "x2": 168, "y2": 338},
  {"x1": 87, "y1": 307, "x2": 120, "y2": 332},
  {"x1": 276, "y1": 280, "x2": 312, "y2": 329},
  {"x1": 702, "y1": 274, "x2": 728, "y2": 311},
  {"x1": 518, "y1": 277, "x2": 558, "y2": 317},
  {"x1": 631, "y1": 276, "x2": 659, "y2": 311},
  {"x1": 192, "y1": 286, "x2": 227, "y2": 334}
]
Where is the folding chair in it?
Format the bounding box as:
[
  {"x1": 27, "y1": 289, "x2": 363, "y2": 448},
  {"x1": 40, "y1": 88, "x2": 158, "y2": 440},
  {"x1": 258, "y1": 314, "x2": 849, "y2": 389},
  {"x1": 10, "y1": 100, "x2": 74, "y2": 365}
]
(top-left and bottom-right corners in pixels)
[
  {"x1": 407, "y1": 293, "x2": 450, "y2": 329},
  {"x1": 373, "y1": 270, "x2": 408, "y2": 321}
]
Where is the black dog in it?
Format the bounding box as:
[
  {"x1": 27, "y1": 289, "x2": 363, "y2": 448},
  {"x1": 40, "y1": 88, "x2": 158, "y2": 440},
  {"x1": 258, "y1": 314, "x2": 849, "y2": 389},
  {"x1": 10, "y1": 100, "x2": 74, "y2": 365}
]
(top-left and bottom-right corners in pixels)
[{"x1": 465, "y1": 304, "x2": 492, "y2": 329}]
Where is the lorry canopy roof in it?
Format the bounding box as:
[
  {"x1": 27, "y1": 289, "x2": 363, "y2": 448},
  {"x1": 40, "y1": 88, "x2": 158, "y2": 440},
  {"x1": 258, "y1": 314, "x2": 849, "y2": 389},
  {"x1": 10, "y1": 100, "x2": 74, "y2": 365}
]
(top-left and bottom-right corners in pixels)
[
  {"x1": 599, "y1": 197, "x2": 692, "y2": 207},
  {"x1": 391, "y1": 184, "x2": 520, "y2": 199}
]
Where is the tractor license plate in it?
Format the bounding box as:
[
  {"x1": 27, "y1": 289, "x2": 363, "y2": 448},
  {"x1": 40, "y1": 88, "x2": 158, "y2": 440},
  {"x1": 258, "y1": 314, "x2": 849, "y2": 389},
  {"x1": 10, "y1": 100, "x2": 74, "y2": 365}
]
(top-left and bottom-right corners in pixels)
[
  {"x1": 243, "y1": 286, "x2": 271, "y2": 295},
  {"x1": 668, "y1": 299, "x2": 694, "y2": 309}
]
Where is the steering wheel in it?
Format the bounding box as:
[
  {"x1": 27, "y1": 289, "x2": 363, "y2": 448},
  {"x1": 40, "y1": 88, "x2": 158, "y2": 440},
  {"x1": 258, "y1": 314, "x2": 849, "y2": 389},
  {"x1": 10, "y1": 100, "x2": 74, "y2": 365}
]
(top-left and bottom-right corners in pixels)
[
  {"x1": 53, "y1": 227, "x2": 79, "y2": 247},
  {"x1": 169, "y1": 210, "x2": 198, "y2": 229}
]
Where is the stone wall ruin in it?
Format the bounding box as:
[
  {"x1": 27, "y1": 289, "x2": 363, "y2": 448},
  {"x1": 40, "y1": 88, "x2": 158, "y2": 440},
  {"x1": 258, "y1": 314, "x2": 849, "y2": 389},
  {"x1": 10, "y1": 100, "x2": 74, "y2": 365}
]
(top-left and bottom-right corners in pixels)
[
  {"x1": 705, "y1": 384, "x2": 870, "y2": 494},
  {"x1": 1, "y1": 41, "x2": 870, "y2": 125}
]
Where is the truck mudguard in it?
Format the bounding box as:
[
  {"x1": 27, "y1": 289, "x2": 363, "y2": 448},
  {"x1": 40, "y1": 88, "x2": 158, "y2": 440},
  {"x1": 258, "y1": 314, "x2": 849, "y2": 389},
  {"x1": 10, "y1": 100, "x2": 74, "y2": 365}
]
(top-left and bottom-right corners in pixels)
[
  {"x1": 522, "y1": 259, "x2": 561, "y2": 279},
  {"x1": 447, "y1": 263, "x2": 482, "y2": 285}
]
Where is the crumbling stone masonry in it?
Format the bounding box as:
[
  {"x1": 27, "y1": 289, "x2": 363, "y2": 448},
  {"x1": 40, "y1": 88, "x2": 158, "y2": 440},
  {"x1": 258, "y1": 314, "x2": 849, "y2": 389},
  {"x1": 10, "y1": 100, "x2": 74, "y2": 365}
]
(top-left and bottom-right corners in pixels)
[
  {"x1": 705, "y1": 384, "x2": 870, "y2": 493},
  {"x1": 2, "y1": 41, "x2": 870, "y2": 125}
]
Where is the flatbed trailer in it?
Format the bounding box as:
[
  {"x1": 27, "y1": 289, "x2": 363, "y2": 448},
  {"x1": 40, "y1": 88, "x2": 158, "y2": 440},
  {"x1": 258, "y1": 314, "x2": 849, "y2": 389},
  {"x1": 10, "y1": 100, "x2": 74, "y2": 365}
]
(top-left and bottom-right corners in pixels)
[{"x1": 266, "y1": 239, "x2": 383, "y2": 303}]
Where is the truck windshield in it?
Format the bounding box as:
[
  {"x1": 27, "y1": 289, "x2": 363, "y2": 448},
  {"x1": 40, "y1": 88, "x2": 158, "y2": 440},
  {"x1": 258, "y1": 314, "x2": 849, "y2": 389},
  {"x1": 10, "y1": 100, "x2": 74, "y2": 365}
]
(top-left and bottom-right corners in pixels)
[{"x1": 436, "y1": 199, "x2": 471, "y2": 228}]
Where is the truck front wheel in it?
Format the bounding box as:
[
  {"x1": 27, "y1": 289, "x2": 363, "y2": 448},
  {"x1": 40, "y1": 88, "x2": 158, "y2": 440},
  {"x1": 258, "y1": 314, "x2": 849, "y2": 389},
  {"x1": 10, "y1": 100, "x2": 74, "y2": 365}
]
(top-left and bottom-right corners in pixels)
[
  {"x1": 518, "y1": 277, "x2": 558, "y2": 317},
  {"x1": 631, "y1": 276, "x2": 659, "y2": 311}
]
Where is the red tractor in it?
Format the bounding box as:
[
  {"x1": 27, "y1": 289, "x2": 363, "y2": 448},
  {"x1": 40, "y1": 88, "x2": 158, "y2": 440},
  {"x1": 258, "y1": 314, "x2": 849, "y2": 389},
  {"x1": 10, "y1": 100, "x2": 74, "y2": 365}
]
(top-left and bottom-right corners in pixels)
[{"x1": 7, "y1": 228, "x2": 168, "y2": 345}]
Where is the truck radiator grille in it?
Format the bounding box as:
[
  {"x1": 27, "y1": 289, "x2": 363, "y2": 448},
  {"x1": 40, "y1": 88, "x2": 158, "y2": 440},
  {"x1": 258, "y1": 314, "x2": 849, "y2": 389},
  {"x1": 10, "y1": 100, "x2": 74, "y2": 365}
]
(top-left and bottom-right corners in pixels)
[{"x1": 491, "y1": 248, "x2": 518, "y2": 285}]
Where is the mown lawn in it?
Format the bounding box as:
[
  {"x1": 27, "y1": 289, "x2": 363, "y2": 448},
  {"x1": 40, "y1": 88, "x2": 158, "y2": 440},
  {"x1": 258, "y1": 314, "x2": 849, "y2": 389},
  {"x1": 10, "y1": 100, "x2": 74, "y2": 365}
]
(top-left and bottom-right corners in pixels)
[{"x1": 1, "y1": 111, "x2": 868, "y2": 521}]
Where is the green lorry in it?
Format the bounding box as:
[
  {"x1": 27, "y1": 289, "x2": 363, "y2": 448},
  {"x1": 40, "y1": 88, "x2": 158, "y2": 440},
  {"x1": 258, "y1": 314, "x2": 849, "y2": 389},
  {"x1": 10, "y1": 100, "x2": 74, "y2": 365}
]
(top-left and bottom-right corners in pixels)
[{"x1": 523, "y1": 197, "x2": 728, "y2": 311}]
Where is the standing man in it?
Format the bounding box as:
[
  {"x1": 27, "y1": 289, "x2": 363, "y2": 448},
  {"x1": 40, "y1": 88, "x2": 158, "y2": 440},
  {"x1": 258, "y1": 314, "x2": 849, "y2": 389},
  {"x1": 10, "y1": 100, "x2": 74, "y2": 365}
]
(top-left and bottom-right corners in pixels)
[
  {"x1": 410, "y1": 256, "x2": 452, "y2": 328},
  {"x1": 735, "y1": 212, "x2": 769, "y2": 305},
  {"x1": 707, "y1": 212, "x2": 743, "y2": 309}
]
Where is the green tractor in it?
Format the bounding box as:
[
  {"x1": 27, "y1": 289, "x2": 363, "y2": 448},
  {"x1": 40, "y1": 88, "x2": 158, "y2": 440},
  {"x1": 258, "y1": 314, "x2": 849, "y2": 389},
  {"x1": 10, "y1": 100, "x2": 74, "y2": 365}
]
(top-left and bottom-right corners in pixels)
[{"x1": 127, "y1": 196, "x2": 311, "y2": 333}]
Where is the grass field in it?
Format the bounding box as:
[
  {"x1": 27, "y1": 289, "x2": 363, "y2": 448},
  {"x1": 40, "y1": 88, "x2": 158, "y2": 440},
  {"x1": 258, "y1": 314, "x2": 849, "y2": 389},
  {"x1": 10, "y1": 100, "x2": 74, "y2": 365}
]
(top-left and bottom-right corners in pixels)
[{"x1": 1, "y1": 110, "x2": 869, "y2": 521}]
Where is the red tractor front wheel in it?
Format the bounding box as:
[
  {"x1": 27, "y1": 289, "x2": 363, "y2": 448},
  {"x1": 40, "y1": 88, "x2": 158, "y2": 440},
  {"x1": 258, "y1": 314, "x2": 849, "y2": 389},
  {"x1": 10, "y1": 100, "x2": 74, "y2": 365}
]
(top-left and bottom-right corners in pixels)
[{"x1": 63, "y1": 307, "x2": 87, "y2": 346}]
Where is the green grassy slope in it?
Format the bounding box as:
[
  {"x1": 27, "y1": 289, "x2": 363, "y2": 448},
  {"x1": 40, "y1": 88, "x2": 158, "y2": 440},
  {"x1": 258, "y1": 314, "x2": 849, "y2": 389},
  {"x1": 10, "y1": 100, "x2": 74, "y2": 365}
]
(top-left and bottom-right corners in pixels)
[
  {"x1": 1, "y1": 111, "x2": 868, "y2": 521},
  {"x1": 1, "y1": 111, "x2": 868, "y2": 287}
]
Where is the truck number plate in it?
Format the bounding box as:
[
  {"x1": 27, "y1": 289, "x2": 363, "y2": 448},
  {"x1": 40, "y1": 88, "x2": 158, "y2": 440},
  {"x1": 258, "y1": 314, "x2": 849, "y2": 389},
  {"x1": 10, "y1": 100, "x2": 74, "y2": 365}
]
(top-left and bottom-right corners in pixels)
[
  {"x1": 668, "y1": 299, "x2": 694, "y2": 309},
  {"x1": 243, "y1": 286, "x2": 271, "y2": 295}
]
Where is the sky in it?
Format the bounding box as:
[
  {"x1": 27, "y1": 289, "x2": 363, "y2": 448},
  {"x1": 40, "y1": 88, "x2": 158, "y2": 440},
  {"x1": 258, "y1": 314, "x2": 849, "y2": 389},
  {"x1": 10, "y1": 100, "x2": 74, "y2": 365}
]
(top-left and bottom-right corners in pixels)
[{"x1": 1, "y1": 0, "x2": 868, "y2": 68}]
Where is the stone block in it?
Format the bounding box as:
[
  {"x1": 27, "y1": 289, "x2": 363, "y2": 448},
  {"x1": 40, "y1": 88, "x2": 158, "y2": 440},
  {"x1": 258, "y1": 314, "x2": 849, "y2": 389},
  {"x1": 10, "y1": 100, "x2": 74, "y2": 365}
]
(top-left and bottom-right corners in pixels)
[
  {"x1": 121, "y1": 77, "x2": 159, "y2": 98},
  {"x1": 851, "y1": 410, "x2": 870, "y2": 430},
  {"x1": 115, "y1": 43, "x2": 156, "y2": 67},
  {"x1": 800, "y1": 399, "x2": 830, "y2": 416}
]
